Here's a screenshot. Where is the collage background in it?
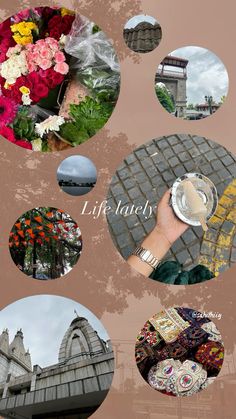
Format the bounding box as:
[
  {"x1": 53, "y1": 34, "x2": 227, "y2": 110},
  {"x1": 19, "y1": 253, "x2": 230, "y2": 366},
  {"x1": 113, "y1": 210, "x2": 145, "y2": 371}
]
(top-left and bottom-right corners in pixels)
[{"x1": 0, "y1": 0, "x2": 236, "y2": 418}]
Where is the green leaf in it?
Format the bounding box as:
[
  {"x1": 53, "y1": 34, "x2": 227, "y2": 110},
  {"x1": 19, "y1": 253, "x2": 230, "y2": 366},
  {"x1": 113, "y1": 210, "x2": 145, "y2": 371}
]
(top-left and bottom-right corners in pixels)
[
  {"x1": 59, "y1": 93, "x2": 114, "y2": 144},
  {"x1": 13, "y1": 108, "x2": 37, "y2": 142},
  {"x1": 155, "y1": 85, "x2": 175, "y2": 113}
]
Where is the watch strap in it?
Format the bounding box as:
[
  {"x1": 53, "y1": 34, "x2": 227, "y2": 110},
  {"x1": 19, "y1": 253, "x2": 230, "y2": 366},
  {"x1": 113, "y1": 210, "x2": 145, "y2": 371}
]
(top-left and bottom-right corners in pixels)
[{"x1": 132, "y1": 246, "x2": 159, "y2": 270}]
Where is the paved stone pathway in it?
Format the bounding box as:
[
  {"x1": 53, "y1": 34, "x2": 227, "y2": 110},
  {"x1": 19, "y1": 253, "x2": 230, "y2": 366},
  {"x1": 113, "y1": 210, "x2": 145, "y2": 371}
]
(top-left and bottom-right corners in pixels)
[
  {"x1": 199, "y1": 179, "x2": 236, "y2": 276},
  {"x1": 107, "y1": 134, "x2": 236, "y2": 271}
]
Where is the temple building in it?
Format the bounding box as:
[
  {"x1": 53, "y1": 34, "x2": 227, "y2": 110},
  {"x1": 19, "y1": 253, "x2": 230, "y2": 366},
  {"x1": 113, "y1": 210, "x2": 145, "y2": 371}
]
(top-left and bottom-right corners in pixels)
[{"x1": 0, "y1": 315, "x2": 114, "y2": 419}]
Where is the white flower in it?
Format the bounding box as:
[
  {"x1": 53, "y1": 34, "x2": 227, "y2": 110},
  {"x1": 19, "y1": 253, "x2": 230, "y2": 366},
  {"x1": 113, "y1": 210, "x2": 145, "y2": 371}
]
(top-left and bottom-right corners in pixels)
[
  {"x1": 31, "y1": 138, "x2": 43, "y2": 151},
  {"x1": 35, "y1": 115, "x2": 65, "y2": 138},
  {"x1": 59, "y1": 34, "x2": 67, "y2": 48},
  {"x1": 0, "y1": 50, "x2": 28, "y2": 85},
  {"x1": 22, "y1": 93, "x2": 32, "y2": 106},
  {"x1": 156, "y1": 82, "x2": 166, "y2": 89}
]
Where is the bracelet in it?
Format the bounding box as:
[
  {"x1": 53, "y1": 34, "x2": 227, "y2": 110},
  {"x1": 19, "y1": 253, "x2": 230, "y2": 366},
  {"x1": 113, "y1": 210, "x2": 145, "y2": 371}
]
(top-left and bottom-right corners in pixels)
[{"x1": 132, "y1": 246, "x2": 160, "y2": 270}]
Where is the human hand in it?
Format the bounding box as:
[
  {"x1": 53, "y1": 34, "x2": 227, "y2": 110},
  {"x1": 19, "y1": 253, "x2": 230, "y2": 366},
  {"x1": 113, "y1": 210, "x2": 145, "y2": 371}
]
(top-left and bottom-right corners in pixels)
[{"x1": 155, "y1": 189, "x2": 189, "y2": 245}]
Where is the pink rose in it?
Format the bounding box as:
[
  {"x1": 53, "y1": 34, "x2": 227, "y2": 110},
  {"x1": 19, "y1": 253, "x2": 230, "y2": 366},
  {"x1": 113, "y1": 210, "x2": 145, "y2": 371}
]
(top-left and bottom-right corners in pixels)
[
  {"x1": 41, "y1": 48, "x2": 52, "y2": 60},
  {"x1": 31, "y1": 52, "x2": 40, "y2": 61},
  {"x1": 40, "y1": 59, "x2": 52, "y2": 70},
  {"x1": 28, "y1": 62, "x2": 37, "y2": 73},
  {"x1": 54, "y1": 51, "x2": 65, "y2": 63},
  {"x1": 7, "y1": 45, "x2": 22, "y2": 57},
  {"x1": 54, "y1": 62, "x2": 69, "y2": 75},
  {"x1": 45, "y1": 37, "x2": 59, "y2": 51},
  {"x1": 25, "y1": 44, "x2": 34, "y2": 52},
  {"x1": 36, "y1": 39, "x2": 46, "y2": 47}
]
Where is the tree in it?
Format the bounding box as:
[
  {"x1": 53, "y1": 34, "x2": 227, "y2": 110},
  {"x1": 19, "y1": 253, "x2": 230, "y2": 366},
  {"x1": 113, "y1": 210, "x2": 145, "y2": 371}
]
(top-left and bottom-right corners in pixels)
[
  {"x1": 220, "y1": 95, "x2": 226, "y2": 104},
  {"x1": 187, "y1": 103, "x2": 195, "y2": 110},
  {"x1": 9, "y1": 207, "x2": 82, "y2": 279},
  {"x1": 155, "y1": 84, "x2": 175, "y2": 113}
]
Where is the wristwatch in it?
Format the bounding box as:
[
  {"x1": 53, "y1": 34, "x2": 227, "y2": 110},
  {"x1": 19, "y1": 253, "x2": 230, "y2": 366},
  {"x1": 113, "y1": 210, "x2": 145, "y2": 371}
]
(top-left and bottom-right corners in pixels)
[{"x1": 132, "y1": 246, "x2": 159, "y2": 270}]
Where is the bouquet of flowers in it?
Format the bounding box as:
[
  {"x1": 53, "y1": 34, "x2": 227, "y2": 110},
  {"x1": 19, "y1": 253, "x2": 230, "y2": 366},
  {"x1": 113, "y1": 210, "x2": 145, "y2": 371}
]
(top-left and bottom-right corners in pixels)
[{"x1": 0, "y1": 7, "x2": 120, "y2": 151}]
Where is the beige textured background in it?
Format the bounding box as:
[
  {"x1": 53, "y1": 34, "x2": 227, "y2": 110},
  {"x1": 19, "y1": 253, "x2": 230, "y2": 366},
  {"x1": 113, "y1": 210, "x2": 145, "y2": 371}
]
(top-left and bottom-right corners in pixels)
[{"x1": 0, "y1": 0, "x2": 236, "y2": 418}]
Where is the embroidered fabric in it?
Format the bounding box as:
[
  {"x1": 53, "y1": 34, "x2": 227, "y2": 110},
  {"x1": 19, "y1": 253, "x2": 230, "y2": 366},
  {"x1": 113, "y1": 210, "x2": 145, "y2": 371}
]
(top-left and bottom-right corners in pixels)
[
  {"x1": 177, "y1": 326, "x2": 210, "y2": 349},
  {"x1": 176, "y1": 307, "x2": 211, "y2": 327},
  {"x1": 165, "y1": 360, "x2": 207, "y2": 396},
  {"x1": 148, "y1": 358, "x2": 182, "y2": 390},
  {"x1": 137, "y1": 321, "x2": 163, "y2": 347},
  {"x1": 154, "y1": 341, "x2": 188, "y2": 361},
  {"x1": 201, "y1": 322, "x2": 222, "y2": 343},
  {"x1": 195, "y1": 341, "x2": 224, "y2": 372},
  {"x1": 136, "y1": 308, "x2": 224, "y2": 395},
  {"x1": 135, "y1": 343, "x2": 157, "y2": 377},
  {"x1": 135, "y1": 342, "x2": 154, "y2": 364},
  {"x1": 149, "y1": 308, "x2": 190, "y2": 343}
]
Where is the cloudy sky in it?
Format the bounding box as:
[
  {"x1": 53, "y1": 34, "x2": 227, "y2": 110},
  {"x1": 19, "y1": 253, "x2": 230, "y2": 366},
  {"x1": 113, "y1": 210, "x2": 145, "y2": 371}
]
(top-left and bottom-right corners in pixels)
[
  {"x1": 169, "y1": 46, "x2": 229, "y2": 104},
  {"x1": 124, "y1": 14, "x2": 158, "y2": 29},
  {"x1": 57, "y1": 155, "x2": 97, "y2": 183},
  {"x1": 0, "y1": 295, "x2": 109, "y2": 367}
]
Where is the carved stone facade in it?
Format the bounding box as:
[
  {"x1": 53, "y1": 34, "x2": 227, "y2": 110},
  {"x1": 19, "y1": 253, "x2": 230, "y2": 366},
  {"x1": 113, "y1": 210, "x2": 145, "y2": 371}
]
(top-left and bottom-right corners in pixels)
[
  {"x1": 156, "y1": 56, "x2": 189, "y2": 117},
  {"x1": 0, "y1": 316, "x2": 114, "y2": 419},
  {"x1": 0, "y1": 329, "x2": 32, "y2": 387}
]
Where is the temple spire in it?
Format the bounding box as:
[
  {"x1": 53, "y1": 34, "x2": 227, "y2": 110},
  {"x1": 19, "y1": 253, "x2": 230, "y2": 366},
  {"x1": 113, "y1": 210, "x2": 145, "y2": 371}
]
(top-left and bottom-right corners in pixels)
[{"x1": 0, "y1": 328, "x2": 9, "y2": 353}]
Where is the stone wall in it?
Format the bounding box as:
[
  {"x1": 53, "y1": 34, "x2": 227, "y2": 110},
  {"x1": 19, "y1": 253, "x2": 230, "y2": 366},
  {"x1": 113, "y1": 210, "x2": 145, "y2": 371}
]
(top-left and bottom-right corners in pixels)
[{"x1": 0, "y1": 353, "x2": 114, "y2": 418}]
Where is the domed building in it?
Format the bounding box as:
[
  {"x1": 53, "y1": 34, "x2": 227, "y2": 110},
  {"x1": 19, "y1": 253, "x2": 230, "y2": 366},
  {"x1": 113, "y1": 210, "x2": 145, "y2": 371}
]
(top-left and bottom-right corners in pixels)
[{"x1": 0, "y1": 314, "x2": 114, "y2": 419}]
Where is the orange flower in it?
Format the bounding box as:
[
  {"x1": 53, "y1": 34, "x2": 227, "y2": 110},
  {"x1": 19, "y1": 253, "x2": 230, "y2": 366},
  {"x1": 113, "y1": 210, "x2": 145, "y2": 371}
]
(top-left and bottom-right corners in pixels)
[{"x1": 34, "y1": 216, "x2": 42, "y2": 223}]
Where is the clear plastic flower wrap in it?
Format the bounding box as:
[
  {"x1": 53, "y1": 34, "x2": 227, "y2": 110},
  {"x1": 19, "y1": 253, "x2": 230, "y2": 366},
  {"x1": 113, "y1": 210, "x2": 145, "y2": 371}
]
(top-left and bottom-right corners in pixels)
[{"x1": 65, "y1": 14, "x2": 120, "y2": 95}]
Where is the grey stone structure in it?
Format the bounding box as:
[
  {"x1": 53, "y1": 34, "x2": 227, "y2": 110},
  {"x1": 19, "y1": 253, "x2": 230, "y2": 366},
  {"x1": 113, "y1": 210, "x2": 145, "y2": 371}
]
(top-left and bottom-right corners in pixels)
[
  {"x1": 123, "y1": 22, "x2": 162, "y2": 53},
  {"x1": 0, "y1": 315, "x2": 114, "y2": 418},
  {"x1": 124, "y1": 25, "x2": 188, "y2": 116},
  {"x1": 156, "y1": 56, "x2": 189, "y2": 117}
]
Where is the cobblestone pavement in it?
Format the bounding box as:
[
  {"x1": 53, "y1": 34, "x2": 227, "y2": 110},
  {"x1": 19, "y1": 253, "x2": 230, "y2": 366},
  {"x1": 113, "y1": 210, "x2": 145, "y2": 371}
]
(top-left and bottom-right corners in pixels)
[
  {"x1": 107, "y1": 134, "x2": 236, "y2": 271},
  {"x1": 199, "y1": 179, "x2": 236, "y2": 276}
]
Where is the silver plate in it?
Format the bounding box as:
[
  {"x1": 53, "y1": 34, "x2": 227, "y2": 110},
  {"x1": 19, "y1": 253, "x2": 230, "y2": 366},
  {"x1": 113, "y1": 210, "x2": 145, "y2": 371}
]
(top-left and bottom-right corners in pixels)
[{"x1": 171, "y1": 173, "x2": 218, "y2": 226}]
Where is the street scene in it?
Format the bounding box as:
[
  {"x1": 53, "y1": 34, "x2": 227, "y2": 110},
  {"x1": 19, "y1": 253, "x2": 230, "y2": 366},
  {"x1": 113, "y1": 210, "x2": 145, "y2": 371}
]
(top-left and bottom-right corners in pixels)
[{"x1": 155, "y1": 46, "x2": 229, "y2": 119}]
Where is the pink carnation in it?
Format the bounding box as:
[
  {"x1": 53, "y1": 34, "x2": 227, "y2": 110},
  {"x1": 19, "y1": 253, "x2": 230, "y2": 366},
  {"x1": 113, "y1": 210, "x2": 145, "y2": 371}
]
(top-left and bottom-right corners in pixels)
[
  {"x1": 15, "y1": 139, "x2": 32, "y2": 150},
  {"x1": 0, "y1": 96, "x2": 18, "y2": 127},
  {"x1": 0, "y1": 126, "x2": 16, "y2": 143},
  {"x1": 54, "y1": 51, "x2": 66, "y2": 63},
  {"x1": 13, "y1": 9, "x2": 30, "y2": 23},
  {"x1": 54, "y1": 62, "x2": 69, "y2": 75}
]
